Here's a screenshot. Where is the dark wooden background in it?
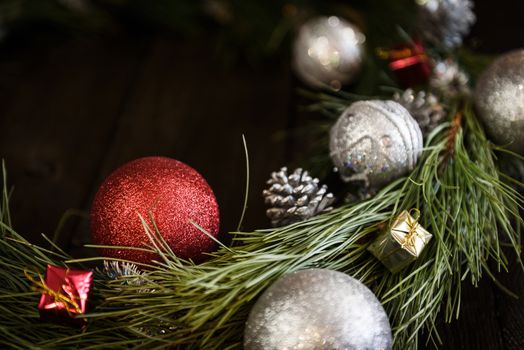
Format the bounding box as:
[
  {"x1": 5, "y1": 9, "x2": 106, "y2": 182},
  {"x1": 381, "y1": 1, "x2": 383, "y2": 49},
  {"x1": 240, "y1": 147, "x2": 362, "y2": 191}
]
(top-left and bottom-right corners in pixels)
[{"x1": 1, "y1": 1, "x2": 523, "y2": 349}]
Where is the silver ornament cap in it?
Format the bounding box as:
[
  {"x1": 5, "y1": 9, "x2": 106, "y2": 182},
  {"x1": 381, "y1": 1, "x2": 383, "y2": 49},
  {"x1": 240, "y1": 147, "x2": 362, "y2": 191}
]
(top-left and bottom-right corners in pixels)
[
  {"x1": 474, "y1": 49, "x2": 524, "y2": 154},
  {"x1": 330, "y1": 100, "x2": 423, "y2": 189},
  {"x1": 292, "y1": 16, "x2": 366, "y2": 90},
  {"x1": 244, "y1": 269, "x2": 392, "y2": 350}
]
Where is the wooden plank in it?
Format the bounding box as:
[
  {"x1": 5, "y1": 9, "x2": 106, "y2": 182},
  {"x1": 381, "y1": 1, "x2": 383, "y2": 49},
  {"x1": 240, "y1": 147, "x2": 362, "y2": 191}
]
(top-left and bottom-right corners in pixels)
[
  {"x1": 0, "y1": 32, "x2": 147, "y2": 248},
  {"x1": 493, "y1": 246, "x2": 524, "y2": 350},
  {"x1": 430, "y1": 279, "x2": 503, "y2": 349}
]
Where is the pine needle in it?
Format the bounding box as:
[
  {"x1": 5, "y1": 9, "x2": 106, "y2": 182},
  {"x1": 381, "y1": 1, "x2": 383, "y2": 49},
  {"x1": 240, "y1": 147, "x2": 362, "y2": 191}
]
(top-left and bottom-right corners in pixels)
[{"x1": 0, "y1": 100, "x2": 521, "y2": 349}]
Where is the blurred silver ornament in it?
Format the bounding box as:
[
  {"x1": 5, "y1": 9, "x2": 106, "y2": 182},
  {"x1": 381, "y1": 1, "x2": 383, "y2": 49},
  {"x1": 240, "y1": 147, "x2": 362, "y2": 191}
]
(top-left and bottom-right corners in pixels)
[
  {"x1": 292, "y1": 16, "x2": 366, "y2": 90},
  {"x1": 394, "y1": 88, "x2": 447, "y2": 136},
  {"x1": 416, "y1": 0, "x2": 475, "y2": 50},
  {"x1": 244, "y1": 268, "x2": 392, "y2": 350},
  {"x1": 474, "y1": 49, "x2": 524, "y2": 154},
  {"x1": 330, "y1": 100, "x2": 423, "y2": 189},
  {"x1": 430, "y1": 58, "x2": 470, "y2": 97},
  {"x1": 263, "y1": 167, "x2": 335, "y2": 227}
]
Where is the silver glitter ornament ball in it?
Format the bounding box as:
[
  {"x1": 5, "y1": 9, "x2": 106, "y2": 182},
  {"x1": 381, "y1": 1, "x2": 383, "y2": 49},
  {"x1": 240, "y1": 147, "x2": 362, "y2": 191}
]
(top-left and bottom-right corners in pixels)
[
  {"x1": 474, "y1": 49, "x2": 524, "y2": 154},
  {"x1": 292, "y1": 16, "x2": 366, "y2": 90},
  {"x1": 244, "y1": 269, "x2": 392, "y2": 350},
  {"x1": 330, "y1": 100, "x2": 423, "y2": 189},
  {"x1": 416, "y1": 0, "x2": 475, "y2": 50}
]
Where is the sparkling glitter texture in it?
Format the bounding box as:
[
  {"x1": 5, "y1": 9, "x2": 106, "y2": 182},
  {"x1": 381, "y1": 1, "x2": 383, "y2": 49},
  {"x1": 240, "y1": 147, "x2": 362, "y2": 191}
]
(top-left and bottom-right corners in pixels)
[
  {"x1": 292, "y1": 16, "x2": 365, "y2": 90},
  {"x1": 416, "y1": 0, "x2": 475, "y2": 50},
  {"x1": 474, "y1": 49, "x2": 524, "y2": 155},
  {"x1": 330, "y1": 100, "x2": 423, "y2": 189},
  {"x1": 394, "y1": 88, "x2": 447, "y2": 136},
  {"x1": 430, "y1": 58, "x2": 470, "y2": 98},
  {"x1": 263, "y1": 167, "x2": 335, "y2": 227},
  {"x1": 90, "y1": 157, "x2": 220, "y2": 264},
  {"x1": 244, "y1": 269, "x2": 392, "y2": 350}
]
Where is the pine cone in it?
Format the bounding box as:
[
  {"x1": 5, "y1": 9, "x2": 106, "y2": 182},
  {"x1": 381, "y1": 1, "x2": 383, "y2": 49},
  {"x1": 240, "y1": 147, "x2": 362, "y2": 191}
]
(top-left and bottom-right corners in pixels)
[
  {"x1": 102, "y1": 261, "x2": 146, "y2": 287},
  {"x1": 394, "y1": 89, "x2": 447, "y2": 136},
  {"x1": 430, "y1": 58, "x2": 470, "y2": 98},
  {"x1": 102, "y1": 264, "x2": 169, "y2": 335},
  {"x1": 103, "y1": 261, "x2": 140, "y2": 278},
  {"x1": 263, "y1": 167, "x2": 335, "y2": 227},
  {"x1": 416, "y1": 0, "x2": 476, "y2": 50}
]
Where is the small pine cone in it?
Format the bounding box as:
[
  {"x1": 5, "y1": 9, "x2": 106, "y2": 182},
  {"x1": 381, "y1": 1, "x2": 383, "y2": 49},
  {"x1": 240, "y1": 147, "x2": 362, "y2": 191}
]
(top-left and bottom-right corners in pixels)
[
  {"x1": 103, "y1": 260, "x2": 141, "y2": 279},
  {"x1": 102, "y1": 261, "x2": 146, "y2": 288},
  {"x1": 102, "y1": 262, "x2": 170, "y2": 335},
  {"x1": 263, "y1": 167, "x2": 335, "y2": 227},
  {"x1": 430, "y1": 58, "x2": 470, "y2": 98},
  {"x1": 394, "y1": 88, "x2": 447, "y2": 136},
  {"x1": 416, "y1": 0, "x2": 476, "y2": 50}
]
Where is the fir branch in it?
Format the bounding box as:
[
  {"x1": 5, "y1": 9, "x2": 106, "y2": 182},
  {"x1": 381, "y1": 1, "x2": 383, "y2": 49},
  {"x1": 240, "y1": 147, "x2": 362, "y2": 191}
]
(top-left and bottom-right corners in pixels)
[
  {"x1": 0, "y1": 100, "x2": 522, "y2": 349},
  {"x1": 90, "y1": 106, "x2": 521, "y2": 349}
]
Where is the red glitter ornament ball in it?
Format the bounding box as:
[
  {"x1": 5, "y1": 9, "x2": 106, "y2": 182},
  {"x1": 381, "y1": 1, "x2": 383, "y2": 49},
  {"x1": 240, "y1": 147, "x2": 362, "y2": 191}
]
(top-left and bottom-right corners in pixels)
[{"x1": 90, "y1": 157, "x2": 220, "y2": 263}]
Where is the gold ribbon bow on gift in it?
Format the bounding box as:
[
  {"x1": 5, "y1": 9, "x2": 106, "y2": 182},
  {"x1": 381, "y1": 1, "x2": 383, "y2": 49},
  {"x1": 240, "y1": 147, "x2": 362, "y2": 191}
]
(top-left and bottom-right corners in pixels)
[
  {"x1": 25, "y1": 269, "x2": 83, "y2": 316},
  {"x1": 391, "y1": 209, "x2": 432, "y2": 258}
]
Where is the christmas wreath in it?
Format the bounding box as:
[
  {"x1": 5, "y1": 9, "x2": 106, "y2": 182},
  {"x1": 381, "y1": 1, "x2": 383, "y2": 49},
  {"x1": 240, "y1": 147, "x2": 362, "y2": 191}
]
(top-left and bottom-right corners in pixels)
[{"x1": 0, "y1": 1, "x2": 523, "y2": 349}]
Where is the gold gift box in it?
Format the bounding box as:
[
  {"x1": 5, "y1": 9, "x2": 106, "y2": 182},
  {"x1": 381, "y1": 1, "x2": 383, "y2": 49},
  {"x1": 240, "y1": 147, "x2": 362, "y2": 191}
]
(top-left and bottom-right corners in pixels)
[{"x1": 368, "y1": 210, "x2": 432, "y2": 273}]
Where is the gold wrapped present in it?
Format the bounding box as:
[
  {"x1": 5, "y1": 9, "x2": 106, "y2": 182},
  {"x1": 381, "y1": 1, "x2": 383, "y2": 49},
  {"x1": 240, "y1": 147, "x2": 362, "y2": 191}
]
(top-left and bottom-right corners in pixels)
[{"x1": 368, "y1": 210, "x2": 432, "y2": 273}]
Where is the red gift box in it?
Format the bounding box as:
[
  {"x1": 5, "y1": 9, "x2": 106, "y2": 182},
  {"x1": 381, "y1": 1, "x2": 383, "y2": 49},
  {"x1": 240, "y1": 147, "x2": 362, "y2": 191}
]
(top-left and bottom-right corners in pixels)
[
  {"x1": 378, "y1": 40, "x2": 431, "y2": 88},
  {"x1": 38, "y1": 265, "x2": 93, "y2": 326}
]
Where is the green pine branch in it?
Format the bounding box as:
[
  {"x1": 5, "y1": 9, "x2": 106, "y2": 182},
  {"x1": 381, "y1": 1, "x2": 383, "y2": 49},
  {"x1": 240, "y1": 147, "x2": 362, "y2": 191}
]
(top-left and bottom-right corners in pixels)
[{"x1": 0, "y1": 98, "x2": 521, "y2": 349}]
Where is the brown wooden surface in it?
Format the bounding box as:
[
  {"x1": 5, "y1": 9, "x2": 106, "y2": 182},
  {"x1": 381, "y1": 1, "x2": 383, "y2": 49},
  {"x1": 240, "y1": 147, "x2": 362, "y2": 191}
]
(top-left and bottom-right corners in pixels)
[{"x1": 1, "y1": 2, "x2": 524, "y2": 348}]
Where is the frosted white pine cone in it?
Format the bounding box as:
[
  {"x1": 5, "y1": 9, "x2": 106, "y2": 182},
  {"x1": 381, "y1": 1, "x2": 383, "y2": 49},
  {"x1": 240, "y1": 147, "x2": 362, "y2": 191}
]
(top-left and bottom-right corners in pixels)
[
  {"x1": 394, "y1": 89, "x2": 447, "y2": 136},
  {"x1": 416, "y1": 0, "x2": 476, "y2": 50},
  {"x1": 263, "y1": 167, "x2": 335, "y2": 227}
]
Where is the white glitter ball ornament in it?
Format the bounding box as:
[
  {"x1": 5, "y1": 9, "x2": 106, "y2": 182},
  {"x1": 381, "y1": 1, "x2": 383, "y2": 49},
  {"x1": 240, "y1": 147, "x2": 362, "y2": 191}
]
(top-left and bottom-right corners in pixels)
[
  {"x1": 292, "y1": 16, "x2": 366, "y2": 90},
  {"x1": 244, "y1": 269, "x2": 392, "y2": 350},
  {"x1": 330, "y1": 100, "x2": 423, "y2": 189},
  {"x1": 474, "y1": 49, "x2": 524, "y2": 154},
  {"x1": 416, "y1": 0, "x2": 475, "y2": 50}
]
